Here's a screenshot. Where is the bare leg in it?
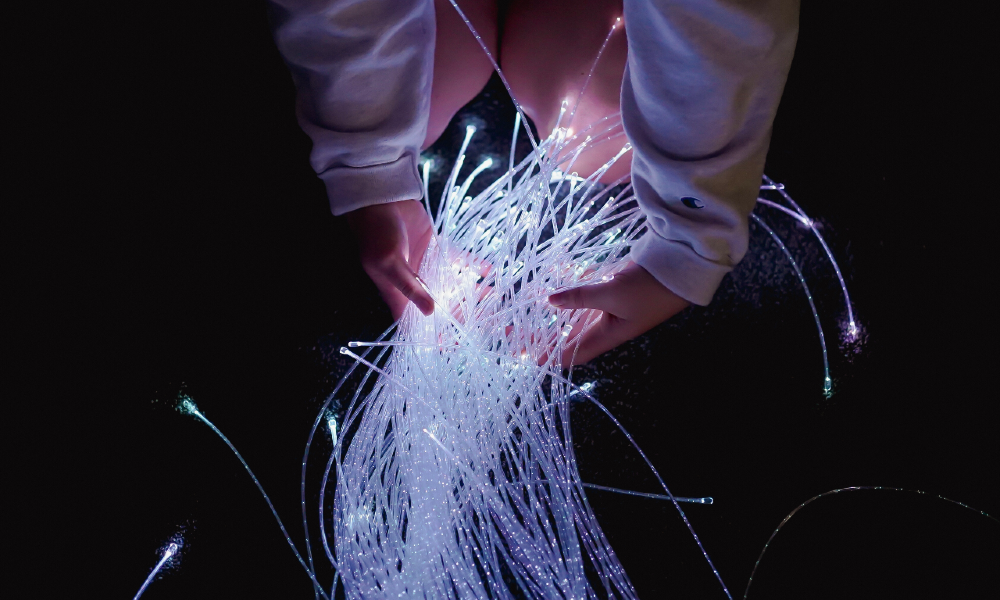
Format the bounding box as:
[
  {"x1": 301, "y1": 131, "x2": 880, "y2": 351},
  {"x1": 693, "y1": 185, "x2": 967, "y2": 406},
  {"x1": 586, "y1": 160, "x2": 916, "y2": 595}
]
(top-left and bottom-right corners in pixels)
[
  {"x1": 423, "y1": 0, "x2": 499, "y2": 150},
  {"x1": 501, "y1": 0, "x2": 630, "y2": 183}
]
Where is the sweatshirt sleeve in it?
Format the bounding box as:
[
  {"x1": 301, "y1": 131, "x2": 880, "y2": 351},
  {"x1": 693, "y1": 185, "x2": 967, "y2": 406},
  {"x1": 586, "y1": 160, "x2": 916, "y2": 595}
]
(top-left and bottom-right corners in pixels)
[
  {"x1": 622, "y1": 0, "x2": 799, "y2": 305},
  {"x1": 268, "y1": 0, "x2": 435, "y2": 216}
]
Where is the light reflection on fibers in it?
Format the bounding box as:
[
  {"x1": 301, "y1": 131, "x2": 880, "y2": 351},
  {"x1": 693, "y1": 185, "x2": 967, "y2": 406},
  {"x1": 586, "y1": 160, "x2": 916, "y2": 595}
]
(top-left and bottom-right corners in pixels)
[{"x1": 324, "y1": 111, "x2": 735, "y2": 599}]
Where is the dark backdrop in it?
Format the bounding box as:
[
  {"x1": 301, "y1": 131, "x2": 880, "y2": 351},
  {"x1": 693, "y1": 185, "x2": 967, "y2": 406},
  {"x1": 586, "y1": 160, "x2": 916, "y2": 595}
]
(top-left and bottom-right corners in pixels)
[{"x1": 10, "y1": 1, "x2": 996, "y2": 598}]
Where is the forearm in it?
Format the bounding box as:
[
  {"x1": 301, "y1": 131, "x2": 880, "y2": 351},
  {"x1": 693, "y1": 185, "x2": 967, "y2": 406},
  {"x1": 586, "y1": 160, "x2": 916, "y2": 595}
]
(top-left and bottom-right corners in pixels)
[
  {"x1": 622, "y1": 0, "x2": 799, "y2": 305},
  {"x1": 268, "y1": 0, "x2": 436, "y2": 215}
]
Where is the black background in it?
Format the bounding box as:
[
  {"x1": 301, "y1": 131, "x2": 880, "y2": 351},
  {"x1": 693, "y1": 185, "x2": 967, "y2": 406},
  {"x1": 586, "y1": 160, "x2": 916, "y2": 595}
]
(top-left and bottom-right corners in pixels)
[{"x1": 10, "y1": 1, "x2": 997, "y2": 598}]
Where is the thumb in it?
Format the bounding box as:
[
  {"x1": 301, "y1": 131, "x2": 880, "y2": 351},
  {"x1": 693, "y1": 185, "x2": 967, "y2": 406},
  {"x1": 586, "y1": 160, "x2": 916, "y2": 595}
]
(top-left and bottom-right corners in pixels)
[
  {"x1": 384, "y1": 258, "x2": 435, "y2": 317},
  {"x1": 548, "y1": 278, "x2": 619, "y2": 313}
]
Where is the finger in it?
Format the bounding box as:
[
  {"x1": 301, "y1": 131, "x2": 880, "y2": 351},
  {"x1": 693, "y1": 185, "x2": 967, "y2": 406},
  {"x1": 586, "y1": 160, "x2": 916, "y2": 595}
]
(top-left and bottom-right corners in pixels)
[
  {"x1": 382, "y1": 258, "x2": 436, "y2": 317},
  {"x1": 558, "y1": 288, "x2": 688, "y2": 365},
  {"x1": 561, "y1": 311, "x2": 641, "y2": 366},
  {"x1": 535, "y1": 308, "x2": 597, "y2": 367},
  {"x1": 548, "y1": 278, "x2": 624, "y2": 314}
]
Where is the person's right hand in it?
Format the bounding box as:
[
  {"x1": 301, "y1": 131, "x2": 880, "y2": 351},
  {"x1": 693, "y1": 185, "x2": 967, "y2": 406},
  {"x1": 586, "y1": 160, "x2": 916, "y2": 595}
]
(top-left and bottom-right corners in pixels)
[
  {"x1": 548, "y1": 261, "x2": 690, "y2": 365},
  {"x1": 346, "y1": 200, "x2": 435, "y2": 320}
]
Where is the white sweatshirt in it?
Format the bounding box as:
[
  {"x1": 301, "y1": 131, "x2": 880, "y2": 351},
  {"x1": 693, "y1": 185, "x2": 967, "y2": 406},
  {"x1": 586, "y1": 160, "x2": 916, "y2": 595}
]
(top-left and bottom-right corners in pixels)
[{"x1": 269, "y1": 0, "x2": 798, "y2": 306}]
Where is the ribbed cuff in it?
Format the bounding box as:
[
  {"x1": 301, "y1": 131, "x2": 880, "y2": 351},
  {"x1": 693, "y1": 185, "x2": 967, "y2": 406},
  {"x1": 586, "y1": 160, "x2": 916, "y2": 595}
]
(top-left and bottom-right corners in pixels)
[
  {"x1": 320, "y1": 153, "x2": 423, "y2": 216},
  {"x1": 630, "y1": 230, "x2": 731, "y2": 306}
]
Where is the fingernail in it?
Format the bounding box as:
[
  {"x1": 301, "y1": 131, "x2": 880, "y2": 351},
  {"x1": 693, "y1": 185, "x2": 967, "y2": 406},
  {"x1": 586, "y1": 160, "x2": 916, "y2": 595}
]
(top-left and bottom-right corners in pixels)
[{"x1": 548, "y1": 294, "x2": 565, "y2": 307}]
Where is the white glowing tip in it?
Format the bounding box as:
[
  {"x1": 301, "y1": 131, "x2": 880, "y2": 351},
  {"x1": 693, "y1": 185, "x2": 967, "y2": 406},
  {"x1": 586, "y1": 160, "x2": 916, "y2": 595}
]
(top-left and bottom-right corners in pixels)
[
  {"x1": 465, "y1": 125, "x2": 476, "y2": 135},
  {"x1": 133, "y1": 541, "x2": 181, "y2": 600},
  {"x1": 482, "y1": 157, "x2": 493, "y2": 168},
  {"x1": 327, "y1": 415, "x2": 338, "y2": 441}
]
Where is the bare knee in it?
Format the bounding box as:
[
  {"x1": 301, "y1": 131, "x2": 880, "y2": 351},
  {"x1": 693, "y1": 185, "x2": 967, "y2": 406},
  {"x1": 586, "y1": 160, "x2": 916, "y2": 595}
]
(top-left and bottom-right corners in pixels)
[
  {"x1": 501, "y1": 0, "x2": 624, "y2": 133},
  {"x1": 501, "y1": 0, "x2": 630, "y2": 181},
  {"x1": 423, "y1": 0, "x2": 499, "y2": 150}
]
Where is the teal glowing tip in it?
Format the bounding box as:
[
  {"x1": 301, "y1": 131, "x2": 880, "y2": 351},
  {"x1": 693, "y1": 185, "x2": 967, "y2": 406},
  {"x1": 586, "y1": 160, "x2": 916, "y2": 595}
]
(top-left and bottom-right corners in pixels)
[
  {"x1": 823, "y1": 376, "x2": 833, "y2": 398},
  {"x1": 177, "y1": 396, "x2": 200, "y2": 416}
]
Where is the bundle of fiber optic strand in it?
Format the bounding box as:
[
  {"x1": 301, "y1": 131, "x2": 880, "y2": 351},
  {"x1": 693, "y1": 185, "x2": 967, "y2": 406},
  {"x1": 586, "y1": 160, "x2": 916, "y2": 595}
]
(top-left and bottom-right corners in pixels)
[{"x1": 331, "y1": 116, "x2": 645, "y2": 599}]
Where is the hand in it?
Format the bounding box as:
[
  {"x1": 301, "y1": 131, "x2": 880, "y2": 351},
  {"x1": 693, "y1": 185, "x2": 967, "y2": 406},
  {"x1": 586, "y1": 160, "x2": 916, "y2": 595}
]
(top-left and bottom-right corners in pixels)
[
  {"x1": 548, "y1": 261, "x2": 690, "y2": 365},
  {"x1": 346, "y1": 200, "x2": 435, "y2": 320}
]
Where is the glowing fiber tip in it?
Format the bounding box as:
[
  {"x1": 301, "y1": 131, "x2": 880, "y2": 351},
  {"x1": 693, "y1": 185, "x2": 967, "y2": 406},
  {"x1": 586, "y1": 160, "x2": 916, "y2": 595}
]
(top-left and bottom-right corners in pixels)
[
  {"x1": 758, "y1": 174, "x2": 858, "y2": 368},
  {"x1": 572, "y1": 381, "x2": 595, "y2": 392},
  {"x1": 132, "y1": 540, "x2": 181, "y2": 600},
  {"x1": 325, "y1": 411, "x2": 338, "y2": 442},
  {"x1": 582, "y1": 482, "x2": 714, "y2": 504},
  {"x1": 177, "y1": 396, "x2": 201, "y2": 418}
]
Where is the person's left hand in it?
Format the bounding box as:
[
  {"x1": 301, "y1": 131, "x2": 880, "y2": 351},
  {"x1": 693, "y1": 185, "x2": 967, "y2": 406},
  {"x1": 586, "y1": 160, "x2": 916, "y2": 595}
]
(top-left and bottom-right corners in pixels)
[{"x1": 548, "y1": 261, "x2": 690, "y2": 365}]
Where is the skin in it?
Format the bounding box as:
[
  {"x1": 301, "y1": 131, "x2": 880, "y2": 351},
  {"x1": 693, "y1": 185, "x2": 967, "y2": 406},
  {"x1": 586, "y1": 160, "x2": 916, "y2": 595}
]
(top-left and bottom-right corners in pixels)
[
  {"x1": 346, "y1": 200, "x2": 435, "y2": 321},
  {"x1": 346, "y1": 0, "x2": 690, "y2": 364},
  {"x1": 347, "y1": 199, "x2": 690, "y2": 364},
  {"x1": 549, "y1": 262, "x2": 689, "y2": 365}
]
